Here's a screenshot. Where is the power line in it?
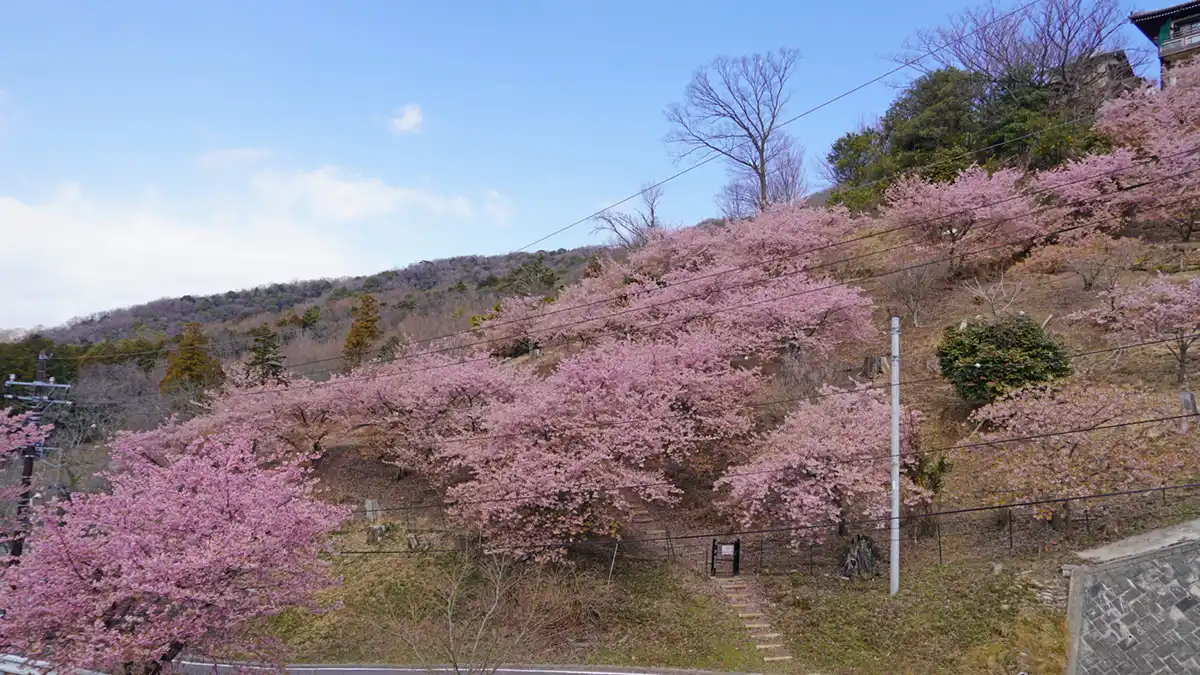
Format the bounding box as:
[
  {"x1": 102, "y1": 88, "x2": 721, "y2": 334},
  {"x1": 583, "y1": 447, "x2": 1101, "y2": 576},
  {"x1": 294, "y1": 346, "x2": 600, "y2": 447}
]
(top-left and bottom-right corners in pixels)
[
  {"x1": 64, "y1": 104, "x2": 1092, "y2": 373},
  {"x1": 65, "y1": 170, "x2": 1200, "y2": 406},
  {"x1": 344, "y1": 331, "x2": 1200, "y2": 515},
  {"x1": 360, "y1": 411, "x2": 1196, "y2": 515},
  {"x1": 285, "y1": 115, "x2": 1150, "y2": 378},
  {"x1": 258, "y1": 167, "x2": 1200, "y2": 389},
  {"x1": 336, "y1": 479, "x2": 1200, "y2": 556},
  {"x1": 45, "y1": 0, "x2": 1048, "y2": 367},
  {"x1": 510, "y1": 0, "x2": 1043, "y2": 253}
]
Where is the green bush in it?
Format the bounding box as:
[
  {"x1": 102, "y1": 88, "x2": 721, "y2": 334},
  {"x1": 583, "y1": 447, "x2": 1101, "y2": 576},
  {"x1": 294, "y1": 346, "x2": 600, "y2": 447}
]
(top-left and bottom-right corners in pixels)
[{"x1": 936, "y1": 313, "x2": 1070, "y2": 405}]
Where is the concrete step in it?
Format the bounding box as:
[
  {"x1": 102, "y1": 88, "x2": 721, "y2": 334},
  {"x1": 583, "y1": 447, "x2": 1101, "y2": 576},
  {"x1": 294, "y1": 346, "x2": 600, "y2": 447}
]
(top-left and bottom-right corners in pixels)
[
  {"x1": 631, "y1": 516, "x2": 655, "y2": 524},
  {"x1": 762, "y1": 655, "x2": 793, "y2": 663},
  {"x1": 755, "y1": 644, "x2": 784, "y2": 650},
  {"x1": 737, "y1": 611, "x2": 764, "y2": 619},
  {"x1": 744, "y1": 622, "x2": 771, "y2": 629},
  {"x1": 729, "y1": 602, "x2": 751, "y2": 608},
  {"x1": 751, "y1": 633, "x2": 781, "y2": 640}
]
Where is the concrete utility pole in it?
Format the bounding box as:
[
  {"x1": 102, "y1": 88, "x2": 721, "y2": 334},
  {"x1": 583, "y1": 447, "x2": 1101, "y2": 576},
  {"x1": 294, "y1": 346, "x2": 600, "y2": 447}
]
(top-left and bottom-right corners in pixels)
[
  {"x1": 889, "y1": 316, "x2": 901, "y2": 596},
  {"x1": 5, "y1": 352, "x2": 71, "y2": 559}
]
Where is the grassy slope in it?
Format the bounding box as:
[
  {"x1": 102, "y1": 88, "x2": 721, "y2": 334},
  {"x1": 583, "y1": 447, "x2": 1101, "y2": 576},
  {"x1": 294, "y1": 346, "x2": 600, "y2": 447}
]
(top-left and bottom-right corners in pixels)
[
  {"x1": 274, "y1": 240, "x2": 1200, "y2": 673},
  {"x1": 266, "y1": 554, "x2": 774, "y2": 673}
]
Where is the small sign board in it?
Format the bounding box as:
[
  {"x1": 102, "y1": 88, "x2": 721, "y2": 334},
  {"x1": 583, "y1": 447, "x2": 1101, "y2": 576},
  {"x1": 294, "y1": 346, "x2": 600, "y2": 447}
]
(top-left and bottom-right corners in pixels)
[{"x1": 720, "y1": 544, "x2": 735, "y2": 556}]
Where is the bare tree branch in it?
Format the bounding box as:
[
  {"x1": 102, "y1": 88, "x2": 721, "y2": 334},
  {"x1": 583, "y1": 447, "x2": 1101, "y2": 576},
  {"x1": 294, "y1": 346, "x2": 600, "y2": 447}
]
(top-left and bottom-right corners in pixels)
[
  {"x1": 718, "y1": 133, "x2": 808, "y2": 220},
  {"x1": 896, "y1": 0, "x2": 1132, "y2": 99},
  {"x1": 591, "y1": 183, "x2": 665, "y2": 249},
  {"x1": 666, "y1": 48, "x2": 803, "y2": 212}
]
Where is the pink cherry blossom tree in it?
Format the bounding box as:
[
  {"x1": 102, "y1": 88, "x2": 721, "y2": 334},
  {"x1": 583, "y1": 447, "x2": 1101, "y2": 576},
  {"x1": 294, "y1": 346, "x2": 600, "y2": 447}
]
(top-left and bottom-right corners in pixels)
[
  {"x1": 1078, "y1": 275, "x2": 1200, "y2": 383},
  {"x1": 1, "y1": 411, "x2": 52, "y2": 541},
  {"x1": 884, "y1": 167, "x2": 1040, "y2": 274},
  {"x1": 349, "y1": 350, "x2": 531, "y2": 485},
  {"x1": 477, "y1": 204, "x2": 876, "y2": 360},
  {"x1": 718, "y1": 387, "x2": 927, "y2": 547},
  {"x1": 0, "y1": 425, "x2": 348, "y2": 674},
  {"x1": 1035, "y1": 141, "x2": 1200, "y2": 243},
  {"x1": 0, "y1": 410, "x2": 51, "y2": 455},
  {"x1": 1022, "y1": 232, "x2": 1145, "y2": 291},
  {"x1": 450, "y1": 334, "x2": 761, "y2": 559},
  {"x1": 970, "y1": 382, "x2": 1184, "y2": 519},
  {"x1": 1038, "y1": 58, "x2": 1200, "y2": 242},
  {"x1": 1095, "y1": 57, "x2": 1200, "y2": 147}
]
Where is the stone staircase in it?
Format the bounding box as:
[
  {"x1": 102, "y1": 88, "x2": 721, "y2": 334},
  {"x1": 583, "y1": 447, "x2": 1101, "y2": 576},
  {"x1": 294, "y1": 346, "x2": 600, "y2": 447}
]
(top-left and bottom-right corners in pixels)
[
  {"x1": 712, "y1": 576, "x2": 794, "y2": 664},
  {"x1": 626, "y1": 503, "x2": 673, "y2": 556}
]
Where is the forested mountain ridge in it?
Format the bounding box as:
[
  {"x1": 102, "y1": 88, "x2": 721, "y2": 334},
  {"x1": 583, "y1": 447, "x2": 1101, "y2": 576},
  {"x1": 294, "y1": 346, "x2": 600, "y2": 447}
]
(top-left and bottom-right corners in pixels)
[{"x1": 32, "y1": 246, "x2": 600, "y2": 345}]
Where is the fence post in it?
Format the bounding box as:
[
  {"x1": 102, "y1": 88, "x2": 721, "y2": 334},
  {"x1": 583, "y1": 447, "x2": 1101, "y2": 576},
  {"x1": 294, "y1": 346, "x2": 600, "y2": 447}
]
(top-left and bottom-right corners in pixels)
[
  {"x1": 1008, "y1": 508, "x2": 1014, "y2": 550},
  {"x1": 808, "y1": 540, "x2": 815, "y2": 577},
  {"x1": 607, "y1": 541, "x2": 620, "y2": 587},
  {"x1": 936, "y1": 519, "x2": 943, "y2": 566},
  {"x1": 758, "y1": 534, "x2": 765, "y2": 573}
]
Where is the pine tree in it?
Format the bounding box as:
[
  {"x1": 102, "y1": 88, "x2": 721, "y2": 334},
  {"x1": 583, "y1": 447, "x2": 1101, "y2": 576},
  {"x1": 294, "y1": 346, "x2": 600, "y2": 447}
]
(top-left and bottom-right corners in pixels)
[
  {"x1": 342, "y1": 294, "x2": 382, "y2": 371},
  {"x1": 160, "y1": 323, "x2": 225, "y2": 396},
  {"x1": 244, "y1": 323, "x2": 287, "y2": 386}
]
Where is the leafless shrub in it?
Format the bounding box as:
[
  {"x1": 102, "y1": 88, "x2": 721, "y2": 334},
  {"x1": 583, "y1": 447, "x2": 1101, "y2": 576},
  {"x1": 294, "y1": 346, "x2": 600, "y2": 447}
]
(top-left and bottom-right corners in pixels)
[
  {"x1": 391, "y1": 552, "x2": 572, "y2": 675},
  {"x1": 878, "y1": 248, "x2": 949, "y2": 327},
  {"x1": 963, "y1": 271, "x2": 1026, "y2": 317}
]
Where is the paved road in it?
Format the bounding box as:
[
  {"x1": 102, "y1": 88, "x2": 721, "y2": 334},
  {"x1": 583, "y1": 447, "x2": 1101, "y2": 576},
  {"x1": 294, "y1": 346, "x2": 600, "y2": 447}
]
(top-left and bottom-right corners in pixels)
[
  {"x1": 178, "y1": 664, "x2": 746, "y2": 675},
  {"x1": 7, "y1": 654, "x2": 754, "y2": 675}
]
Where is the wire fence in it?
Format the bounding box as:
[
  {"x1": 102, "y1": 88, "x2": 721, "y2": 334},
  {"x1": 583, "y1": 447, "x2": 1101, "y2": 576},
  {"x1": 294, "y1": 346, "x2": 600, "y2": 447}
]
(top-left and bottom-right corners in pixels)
[{"x1": 344, "y1": 481, "x2": 1200, "y2": 583}]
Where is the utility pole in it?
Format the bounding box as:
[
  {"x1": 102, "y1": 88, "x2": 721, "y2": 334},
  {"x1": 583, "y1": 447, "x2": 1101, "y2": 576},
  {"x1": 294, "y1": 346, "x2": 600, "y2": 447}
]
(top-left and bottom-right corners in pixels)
[
  {"x1": 5, "y1": 351, "x2": 71, "y2": 559},
  {"x1": 889, "y1": 316, "x2": 901, "y2": 596}
]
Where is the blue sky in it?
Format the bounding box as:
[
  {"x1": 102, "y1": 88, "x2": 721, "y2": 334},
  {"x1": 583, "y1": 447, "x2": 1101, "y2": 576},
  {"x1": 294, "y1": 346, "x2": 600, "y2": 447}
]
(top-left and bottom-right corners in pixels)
[{"x1": 0, "y1": 0, "x2": 1152, "y2": 328}]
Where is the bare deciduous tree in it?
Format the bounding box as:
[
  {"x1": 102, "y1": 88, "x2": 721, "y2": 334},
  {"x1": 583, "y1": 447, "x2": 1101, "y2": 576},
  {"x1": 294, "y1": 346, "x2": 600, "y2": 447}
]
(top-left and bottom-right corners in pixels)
[
  {"x1": 666, "y1": 48, "x2": 803, "y2": 214},
  {"x1": 719, "y1": 134, "x2": 809, "y2": 220},
  {"x1": 900, "y1": 0, "x2": 1133, "y2": 97},
  {"x1": 963, "y1": 271, "x2": 1026, "y2": 318},
  {"x1": 394, "y1": 553, "x2": 566, "y2": 675},
  {"x1": 878, "y1": 249, "x2": 950, "y2": 327},
  {"x1": 591, "y1": 183, "x2": 665, "y2": 249}
]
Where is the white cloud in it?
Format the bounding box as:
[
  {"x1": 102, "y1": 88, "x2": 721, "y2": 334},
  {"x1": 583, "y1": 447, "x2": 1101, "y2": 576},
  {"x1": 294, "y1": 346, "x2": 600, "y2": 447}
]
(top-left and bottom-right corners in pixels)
[
  {"x1": 197, "y1": 147, "x2": 271, "y2": 169},
  {"x1": 0, "y1": 185, "x2": 372, "y2": 329},
  {"x1": 483, "y1": 189, "x2": 516, "y2": 227},
  {"x1": 389, "y1": 103, "x2": 424, "y2": 135},
  {"x1": 253, "y1": 165, "x2": 471, "y2": 221}
]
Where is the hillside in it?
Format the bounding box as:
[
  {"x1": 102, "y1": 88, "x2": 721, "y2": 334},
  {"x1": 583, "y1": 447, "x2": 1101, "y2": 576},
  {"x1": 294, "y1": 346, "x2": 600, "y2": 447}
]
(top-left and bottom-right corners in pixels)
[
  {"x1": 8, "y1": 6, "x2": 1200, "y2": 673},
  {"x1": 39, "y1": 246, "x2": 600, "y2": 345}
]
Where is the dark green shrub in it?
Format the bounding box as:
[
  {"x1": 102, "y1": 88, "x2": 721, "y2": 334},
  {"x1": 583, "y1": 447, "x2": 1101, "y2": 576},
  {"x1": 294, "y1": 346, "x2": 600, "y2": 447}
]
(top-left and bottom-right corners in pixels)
[{"x1": 936, "y1": 313, "x2": 1070, "y2": 405}]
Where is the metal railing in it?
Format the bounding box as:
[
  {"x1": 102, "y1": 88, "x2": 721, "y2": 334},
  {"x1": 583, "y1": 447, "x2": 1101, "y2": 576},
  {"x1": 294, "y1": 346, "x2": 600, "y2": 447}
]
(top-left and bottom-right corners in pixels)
[{"x1": 1162, "y1": 22, "x2": 1200, "y2": 55}]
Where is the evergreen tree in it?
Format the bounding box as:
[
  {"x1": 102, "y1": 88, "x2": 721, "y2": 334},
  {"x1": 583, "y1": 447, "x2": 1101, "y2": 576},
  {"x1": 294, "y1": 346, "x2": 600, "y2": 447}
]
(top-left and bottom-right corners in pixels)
[
  {"x1": 342, "y1": 294, "x2": 382, "y2": 371},
  {"x1": 377, "y1": 335, "x2": 405, "y2": 363},
  {"x1": 160, "y1": 323, "x2": 225, "y2": 396},
  {"x1": 243, "y1": 324, "x2": 287, "y2": 386},
  {"x1": 300, "y1": 306, "x2": 321, "y2": 333}
]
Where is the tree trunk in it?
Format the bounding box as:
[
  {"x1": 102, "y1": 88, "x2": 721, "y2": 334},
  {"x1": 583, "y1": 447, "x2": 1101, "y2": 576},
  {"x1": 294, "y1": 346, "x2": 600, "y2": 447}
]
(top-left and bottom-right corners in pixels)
[
  {"x1": 758, "y1": 165, "x2": 769, "y2": 213},
  {"x1": 1178, "y1": 342, "x2": 1189, "y2": 385},
  {"x1": 140, "y1": 641, "x2": 185, "y2": 675}
]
